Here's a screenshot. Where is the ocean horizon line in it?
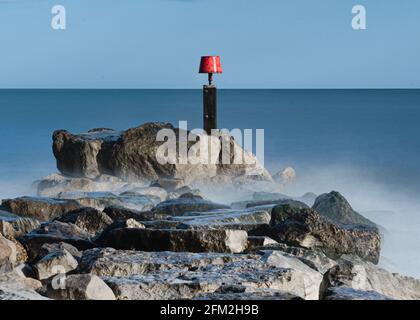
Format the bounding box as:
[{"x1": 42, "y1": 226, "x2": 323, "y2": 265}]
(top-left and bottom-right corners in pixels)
[{"x1": 0, "y1": 88, "x2": 419, "y2": 91}]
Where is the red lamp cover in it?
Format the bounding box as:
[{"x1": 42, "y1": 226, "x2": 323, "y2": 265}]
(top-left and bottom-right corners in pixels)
[{"x1": 199, "y1": 56, "x2": 223, "y2": 74}]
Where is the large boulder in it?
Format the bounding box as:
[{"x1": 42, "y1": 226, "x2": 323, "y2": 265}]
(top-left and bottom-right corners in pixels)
[
  {"x1": 45, "y1": 274, "x2": 116, "y2": 300},
  {"x1": 319, "y1": 257, "x2": 420, "y2": 300},
  {"x1": 312, "y1": 191, "x2": 376, "y2": 227},
  {"x1": 0, "y1": 197, "x2": 81, "y2": 222},
  {"x1": 256, "y1": 205, "x2": 381, "y2": 264},
  {"x1": 52, "y1": 122, "x2": 272, "y2": 185},
  {"x1": 95, "y1": 228, "x2": 248, "y2": 254}
]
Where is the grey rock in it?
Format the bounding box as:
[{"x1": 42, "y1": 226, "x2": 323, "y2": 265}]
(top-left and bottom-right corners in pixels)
[
  {"x1": 35, "y1": 173, "x2": 129, "y2": 198},
  {"x1": 39, "y1": 242, "x2": 82, "y2": 260},
  {"x1": 178, "y1": 192, "x2": 203, "y2": 200},
  {"x1": 103, "y1": 258, "x2": 316, "y2": 300},
  {"x1": 103, "y1": 206, "x2": 169, "y2": 222},
  {"x1": 0, "y1": 216, "x2": 40, "y2": 239},
  {"x1": 313, "y1": 191, "x2": 376, "y2": 227},
  {"x1": 95, "y1": 219, "x2": 145, "y2": 243},
  {"x1": 150, "y1": 178, "x2": 186, "y2": 192},
  {"x1": 247, "y1": 236, "x2": 278, "y2": 250},
  {"x1": 260, "y1": 250, "x2": 323, "y2": 300},
  {"x1": 0, "y1": 272, "x2": 48, "y2": 300},
  {"x1": 0, "y1": 197, "x2": 81, "y2": 222},
  {"x1": 0, "y1": 233, "x2": 16, "y2": 272},
  {"x1": 79, "y1": 248, "x2": 256, "y2": 276},
  {"x1": 19, "y1": 221, "x2": 95, "y2": 261},
  {"x1": 53, "y1": 129, "x2": 121, "y2": 179},
  {"x1": 46, "y1": 274, "x2": 116, "y2": 300},
  {"x1": 142, "y1": 220, "x2": 182, "y2": 230},
  {"x1": 252, "y1": 192, "x2": 290, "y2": 201},
  {"x1": 119, "y1": 186, "x2": 168, "y2": 202},
  {"x1": 52, "y1": 122, "x2": 272, "y2": 185},
  {"x1": 323, "y1": 287, "x2": 393, "y2": 300},
  {"x1": 152, "y1": 198, "x2": 230, "y2": 216},
  {"x1": 247, "y1": 199, "x2": 309, "y2": 210},
  {"x1": 194, "y1": 289, "x2": 303, "y2": 300},
  {"x1": 320, "y1": 257, "x2": 420, "y2": 300},
  {"x1": 174, "y1": 207, "x2": 271, "y2": 232},
  {"x1": 256, "y1": 205, "x2": 381, "y2": 264},
  {"x1": 79, "y1": 249, "x2": 321, "y2": 300},
  {"x1": 59, "y1": 191, "x2": 158, "y2": 211},
  {"x1": 55, "y1": 207, "x2": 113, "y2": 236},
  {"x1": 96, "y1": 228, "x2": 248, "y2": 254},
  {"x1": 296, "y1": 192, "x2": 318, "y2": 207},
  {"x1": 231, "y1": 198, "x2": 308, "y2": 210},
  {"x1": 34, "y1": 248, "x2": 78, "y2": 280},
  {"x1": 250, "y1": 242, "x2": 336, "y2": 274},
  {"x1": 36, "y1": 173, "x2": 98, "y2": 197}
]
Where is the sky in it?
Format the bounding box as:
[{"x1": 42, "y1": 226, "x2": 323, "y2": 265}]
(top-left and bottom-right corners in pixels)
[{"x1": 0, "y1": 0, "x2": 419, "y2": 88}]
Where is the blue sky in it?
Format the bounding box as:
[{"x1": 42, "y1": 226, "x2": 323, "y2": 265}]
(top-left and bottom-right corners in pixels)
[{"x1": 0, "y1": 0, "x2": 419, "y2": 88}]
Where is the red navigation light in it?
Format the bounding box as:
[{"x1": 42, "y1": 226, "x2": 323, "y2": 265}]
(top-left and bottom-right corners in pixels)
[{"x1": 199, "y1": 56, "x2": 222, "y2": 86}]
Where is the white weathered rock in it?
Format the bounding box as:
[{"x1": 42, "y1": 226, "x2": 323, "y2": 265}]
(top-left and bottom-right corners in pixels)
[
  {"x1": 0, "y1": 272, "x2": 48, "y2": 300},
  {"x1": 0, "y1": 216, "x2": 41, "y2": 239},
  {"x1": 250, "y1": 243, "x2": 337, "y2": 274},
  {"x1": 103, "y1": 260, "x2": 316, "y2": 300},
  {"x1": 320, "y1": 257, "x2": 420, "y2": 300},
  {"x1": 0, "y1": 233, "x2": 16, "y2": 272},
  {"x1": 80, "y1": 248, "x2": 320, "y2": 300},
  {"x1": 261, "y1": 251, "x2": 323, "y2": 300},
  {"x1": 46, "y1": 274, "x2": 116, "y2": 300},
  {"x1": 34, "y1": 248, "x2": 78, "y2": 280}
]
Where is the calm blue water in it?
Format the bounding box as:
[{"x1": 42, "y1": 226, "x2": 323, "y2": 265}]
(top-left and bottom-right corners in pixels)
[{"x1": 0, "y1": 89, "x2": 420, "y2": 276}]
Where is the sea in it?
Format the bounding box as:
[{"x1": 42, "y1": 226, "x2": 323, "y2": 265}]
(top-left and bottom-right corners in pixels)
[{"x1": 0, "y1": 89, "x2": 419, "y2": 277}]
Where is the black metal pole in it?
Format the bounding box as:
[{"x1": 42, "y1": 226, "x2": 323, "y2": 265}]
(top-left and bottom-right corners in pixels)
[{"x1": 203, "y1": 84, "x2": 217, "y2": 135}]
